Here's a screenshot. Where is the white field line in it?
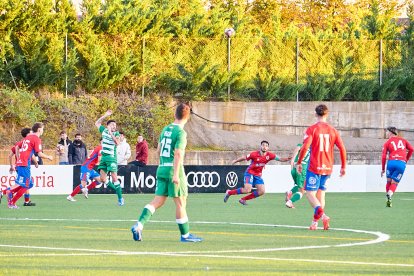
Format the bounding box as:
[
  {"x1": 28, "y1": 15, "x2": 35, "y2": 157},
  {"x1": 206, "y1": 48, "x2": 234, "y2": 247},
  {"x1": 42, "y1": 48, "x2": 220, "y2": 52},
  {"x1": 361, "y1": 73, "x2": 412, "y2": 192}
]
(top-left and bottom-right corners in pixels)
[{"x1": 0, "y1": 217, "x2": 399, "y2": 266}]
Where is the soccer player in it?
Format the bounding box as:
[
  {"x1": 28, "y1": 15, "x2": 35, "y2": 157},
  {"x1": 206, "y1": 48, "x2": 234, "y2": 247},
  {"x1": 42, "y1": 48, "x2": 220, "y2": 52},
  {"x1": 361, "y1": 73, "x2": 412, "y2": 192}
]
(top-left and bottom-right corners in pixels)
[
  {"x1": 67, "y1": 142, "x2": 102, "y2": 202},
  {"x1": 95, "y1": 110, "x2": 124, "y2": 206},
  {"x1": 131, "y1": 103, "x2": 202, "y2": 242},
  {"x1": 8, "y1": 122, "x2": 53, "y2": 209},
  {"x1": 296, "y1": 104, "x2": 346, "y2": 230},
  {"x1": 285, "y1": 143, "x2": 310, "y2": 209},
  {"x1": 5, "y1": 127, "x2": 37, "y2": 206},
  {"x1": 224, "y1": 140, "x2": 291, "y2": 205},
  {"x1": 381, "y1": 127, "x2": 413, "y2": 207}
]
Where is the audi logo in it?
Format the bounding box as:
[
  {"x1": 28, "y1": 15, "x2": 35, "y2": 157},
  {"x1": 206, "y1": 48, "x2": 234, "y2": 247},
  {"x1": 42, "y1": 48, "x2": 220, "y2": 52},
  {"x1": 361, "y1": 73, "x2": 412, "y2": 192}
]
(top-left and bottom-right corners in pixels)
[
  {"x1": 226, "y1": 171, "x2": 238, "y2": 188},
  {"x1": 186, "y1": 171, "x2": 220, "y2": 188}
]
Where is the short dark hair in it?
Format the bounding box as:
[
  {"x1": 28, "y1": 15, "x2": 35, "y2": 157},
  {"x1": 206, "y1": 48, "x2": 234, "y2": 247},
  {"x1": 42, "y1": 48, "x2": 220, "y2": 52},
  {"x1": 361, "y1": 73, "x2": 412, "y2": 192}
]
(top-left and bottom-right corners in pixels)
[
  {"x1": 75, "y1": 133, "x2": 81, "y2": 137},
  {"x1": 261, "y1": 140, "x2": 269, "y2": 146},
  {"x1": 107, "y1": 120, "x2": 116, "y2": 125},
  {"x1": 21, "y1": 128, "x2": 31, "y2": 138},
  {"x1": 315, "y1": 104, "x2": 329, "y2": 116},
  {"x1": 387, "y1": 127, "x2": 398, "y2": 135},
  {"x1": 119, "y1": 131, "x2": 125, "y2": 135},
  {"x1": 175, "y1": 103, "x2": 191, "y2": 120},
  {"x1": 60, "y1": 131, "x2": 66, "y2": 135},
  {"x1": 32, "y1": 122, "x2": 44, "y2": 133}
]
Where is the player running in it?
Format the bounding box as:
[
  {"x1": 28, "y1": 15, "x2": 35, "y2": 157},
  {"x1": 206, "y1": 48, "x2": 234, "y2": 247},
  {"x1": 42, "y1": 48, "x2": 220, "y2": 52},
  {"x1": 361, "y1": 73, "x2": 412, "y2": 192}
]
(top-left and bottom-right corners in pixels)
[
  {"x1": 296, "y1": 104, "x2": 346, "y2": 230},
  {"x1": 285, "y1": 143, "x2": 310, "y2": 209},
  {"x1": 67, "y1": 142, "x2": 102, "y2": 202},
  {"x1": 224, "y1": 140, "x2": 291, "y2": 205},
  {"x1": 381, "y1": 127, "x2": 413, "y2": 207},
  {"x1": 95, "y1": 110, "x2": 124, "y2": 206},
  {"x1": 8, "y1": 123, "x2": 53, "y2": 209},
  {"x1": 131, "y1": 103, "x2": 202, "y2": 242}
]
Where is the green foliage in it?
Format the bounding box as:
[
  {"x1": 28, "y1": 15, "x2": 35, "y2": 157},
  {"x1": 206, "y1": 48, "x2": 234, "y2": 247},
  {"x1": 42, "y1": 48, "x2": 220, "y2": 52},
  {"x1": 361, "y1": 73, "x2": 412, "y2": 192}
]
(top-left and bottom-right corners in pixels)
[{"x1": 0, "y1": 0, "x2": 413, "y2": 101}]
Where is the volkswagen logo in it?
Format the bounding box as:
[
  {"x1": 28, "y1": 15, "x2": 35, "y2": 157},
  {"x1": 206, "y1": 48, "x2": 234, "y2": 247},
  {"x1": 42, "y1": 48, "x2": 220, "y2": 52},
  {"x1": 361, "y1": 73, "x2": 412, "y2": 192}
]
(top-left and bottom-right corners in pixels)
[
  {"x1": 226, "y1": 171, "x2": 238, "y2": 188},
  {"x1": 186, "y1": 171, "x2": 220, "y2": 188}
]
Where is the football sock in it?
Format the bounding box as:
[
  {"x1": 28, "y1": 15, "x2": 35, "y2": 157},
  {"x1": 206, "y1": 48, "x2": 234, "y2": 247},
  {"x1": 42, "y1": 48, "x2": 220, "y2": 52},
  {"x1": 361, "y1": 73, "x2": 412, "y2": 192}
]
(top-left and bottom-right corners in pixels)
[
  {"x1": 176, "y1": 217, "x2": 190, "y2": 236},
  {"x1": 10, "y1": 187, "x2": 28, "y2": 205},
  {"x1": 241, "y1": 190, "x2": 260, "y2": 201},
  {"x1": 71, "y1": 185, "x2": 81, "y2": 197},
  {"x1": 291, "y1": 192, "x2": 303, "y2": 203},
  {"x1": 389, "y1": 183, "x2": 397, "y2": 194},
  {"x1": 228, "y1": 188, "x2": 242, "y2": 196},
  {"x1": 107, "y1": 181, "x2": 116, "y2": 191},
  {"x1": 385, "y1": 181, "x2": 391, "y2": 192},
  {"x1": 138, "y1": 204, "x2": 156, "y2": 226},
  {"x1": 313, "y1": 206, "x2": 324, "y2": 221},
  {"x1": 113, "y1": 181, "x2": 123, "y2": 200},
  {"x1": 290, "y1": 186, "x2": 299, "y2": 194},
  {"x1": 87, "y1": 181, "x2": 99, "y2": 190},
  {"x1": 24, "y1": 193, "x2": 30, "y2": 203}
]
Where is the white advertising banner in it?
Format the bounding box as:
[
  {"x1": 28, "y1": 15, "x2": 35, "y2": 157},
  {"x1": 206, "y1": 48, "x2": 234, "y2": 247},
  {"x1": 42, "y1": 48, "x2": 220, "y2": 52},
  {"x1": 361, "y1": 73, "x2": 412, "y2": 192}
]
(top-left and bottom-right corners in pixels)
[
  {"x1": 263, "y1": 165, "x2": 414, "y2": 193},
  {"x1": 0, "y1": 165, "x2": 73, "y2": 195}
]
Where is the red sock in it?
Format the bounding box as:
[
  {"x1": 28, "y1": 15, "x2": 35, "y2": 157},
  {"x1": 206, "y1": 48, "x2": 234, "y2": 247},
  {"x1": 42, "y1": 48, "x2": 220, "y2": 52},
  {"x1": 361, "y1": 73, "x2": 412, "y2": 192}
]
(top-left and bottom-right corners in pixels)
[
  {"x1": 389, "y1": 183, "x2": 398, "y2": 193},
  {"x1": 87, "y1": 180, "x2": 98, "y2": 191},
  {"x1": 71, "y1": 185, "x2": 81, "y2": 197},
  {"x1": 313, "y1": 206, "x2": 324, "y2": 220},
  {"x1": 10, "y1": 187, "x2": 28, "y2": 205},
  {"x1": 228, "y1": 189, "x2": 240, "y2": 196},
  {"x1": 386, "y1": 181, "x2": 391, "y2": 192},
  {"x1": 241, "y1": 191, "x2": 260, "y2": 201},
  {"x1": 24, "y1": 193, "x2": 30, "y2": 203}
]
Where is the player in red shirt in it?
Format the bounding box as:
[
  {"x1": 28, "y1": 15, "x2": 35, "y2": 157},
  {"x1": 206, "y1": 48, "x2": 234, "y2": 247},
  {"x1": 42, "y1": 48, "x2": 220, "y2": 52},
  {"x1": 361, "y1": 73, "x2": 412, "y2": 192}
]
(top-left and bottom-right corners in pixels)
[
  {"x1": 296, "y1": 104, "x2": 346, "y2": 230},
  {"x1": 67, "y1": 143, "x2": 103, "y2": 201},
  {"x1": 8, "y1": 122, "x2": 53, "y2": 209},
  {"x1": 224, "y1": 140, "x2": 291, "y2": 205},
  {"x1": 3, "y1": 128, "x2": 37, "y2": 206},
  {"x1": 381, "y1": 127, "x2": 413, "y2": 207}
]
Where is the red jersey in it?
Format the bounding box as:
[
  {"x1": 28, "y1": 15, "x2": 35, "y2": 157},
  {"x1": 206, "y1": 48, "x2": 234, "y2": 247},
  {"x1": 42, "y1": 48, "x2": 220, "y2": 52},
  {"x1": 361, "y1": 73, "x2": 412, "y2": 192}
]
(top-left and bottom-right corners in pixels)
[
  {"x1": 245, "y1": 151, "x2": 276, "y2": 177},
  {"x1": 82, "y1": 145, "x2": 102, "y2": 170},
  {"x1": 15, "y1": 134, "x2": 42, "y2": 167},
  {"x1": 297, "y1": 122, "x2": 346, "y2": 175},
  {"x1": 381, "y1": 136, "x2": 413, "y2": 170}
]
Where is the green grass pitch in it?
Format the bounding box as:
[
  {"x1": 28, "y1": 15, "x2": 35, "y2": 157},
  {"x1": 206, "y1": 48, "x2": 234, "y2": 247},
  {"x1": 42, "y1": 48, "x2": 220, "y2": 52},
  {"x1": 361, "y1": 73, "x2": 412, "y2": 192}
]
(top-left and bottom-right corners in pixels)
[{"x1": 0, "y1": 193, "x2": 413, "y2": 275}]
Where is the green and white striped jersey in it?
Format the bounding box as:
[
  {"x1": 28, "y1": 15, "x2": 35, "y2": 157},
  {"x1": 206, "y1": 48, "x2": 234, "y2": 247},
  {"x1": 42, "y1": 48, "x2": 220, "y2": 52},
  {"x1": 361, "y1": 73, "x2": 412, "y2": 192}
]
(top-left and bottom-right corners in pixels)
[{"x1": 99, "y1": 125, "x2": 120, "y2": 158}]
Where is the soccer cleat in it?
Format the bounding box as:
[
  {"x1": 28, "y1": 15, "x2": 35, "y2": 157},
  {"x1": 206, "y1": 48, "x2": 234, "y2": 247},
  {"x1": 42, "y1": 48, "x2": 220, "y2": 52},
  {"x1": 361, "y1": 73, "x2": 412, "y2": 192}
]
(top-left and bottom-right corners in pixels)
[
  {"x1": 238, "y1": 199, "x2": 247, "y2": 206},
  {"x1": 66, "y1": 195, "x2": 76, "y2": 202},
  {"x1": 386, "y1": 199, "x2": 392, "y2": 207},
  {"x1": 81, "y1": 188, "x2": 89, "y2": 199},
  {"x1": 131, "y1": 224, "x2": 142, "y2": 241},
  {"x1": 181, "y1": 233, "x2": 203, "y2": 242},
  {"x1": 285, "y1": 200, "x2": 295, "y2": 209},
  {"x1": 309, "y1": 221, "x2": 318, "y2": 230},
  {"x1": 322, "y1": 215, "x2": 330, "y2": 230},
  {"x1": 118, "y1": 198, "x2": 125, "y2": 206},
  {"x1": 223, "y1": 190, "x2": 231, "y2": 203},
  {"x1": 23, "y1": 201, "x2": 36, "y2": 206},
  {"x1": 8, "y1": 204, "x2": 19, "y2": 209},
  {"x1": 285, "y1": 191, "x2": 292, "y2": 202}
]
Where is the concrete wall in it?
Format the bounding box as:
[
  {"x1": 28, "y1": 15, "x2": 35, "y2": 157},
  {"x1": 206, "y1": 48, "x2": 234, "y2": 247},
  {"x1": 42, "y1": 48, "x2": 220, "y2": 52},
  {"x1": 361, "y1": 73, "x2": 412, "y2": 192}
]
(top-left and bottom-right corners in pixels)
[{"x1": 192, "y1": 101, "x2": 414, "y2": 139}]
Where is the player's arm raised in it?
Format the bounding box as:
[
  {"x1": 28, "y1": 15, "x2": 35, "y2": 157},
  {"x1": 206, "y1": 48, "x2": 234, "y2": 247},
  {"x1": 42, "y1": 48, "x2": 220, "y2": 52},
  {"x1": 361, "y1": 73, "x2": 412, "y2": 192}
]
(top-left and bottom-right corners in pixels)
[{"x1": 95, "y1": 110, "x2": 112, "y2": 128}]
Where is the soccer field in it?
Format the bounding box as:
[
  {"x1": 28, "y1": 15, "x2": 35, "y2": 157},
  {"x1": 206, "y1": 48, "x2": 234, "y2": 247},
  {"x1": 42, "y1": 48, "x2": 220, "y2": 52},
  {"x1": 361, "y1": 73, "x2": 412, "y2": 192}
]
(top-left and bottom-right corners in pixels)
[{"x1": 1, "y1": 193, "x2": 413, "y2": 275}]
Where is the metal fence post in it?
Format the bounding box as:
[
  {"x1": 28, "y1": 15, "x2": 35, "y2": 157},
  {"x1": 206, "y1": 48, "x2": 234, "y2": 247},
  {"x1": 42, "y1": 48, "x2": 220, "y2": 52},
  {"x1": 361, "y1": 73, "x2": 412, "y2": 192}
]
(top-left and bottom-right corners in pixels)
[
  {"x1": 296, "y1": 38, "x2": 299, "y2": 102},
  {"x1": 65, "y1": 33, "x2": 68, "y2": 98},
  {"x1": 227, "y1": 36, "x2": 231, "y2": 100},
  {"x1": 379, "y1": 39, "x2": 383, "y2": 86},
  {"x1": 141, "y1": 37, "x2": 145, "y2": 100}
]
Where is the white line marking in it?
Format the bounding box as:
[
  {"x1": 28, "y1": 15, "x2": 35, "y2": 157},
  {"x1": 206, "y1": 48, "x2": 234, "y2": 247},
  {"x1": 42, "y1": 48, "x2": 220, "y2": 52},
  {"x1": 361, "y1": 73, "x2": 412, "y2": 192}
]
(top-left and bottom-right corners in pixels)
[{"x1": 0, "y1": 217, "x2": 399, "y2": 267}]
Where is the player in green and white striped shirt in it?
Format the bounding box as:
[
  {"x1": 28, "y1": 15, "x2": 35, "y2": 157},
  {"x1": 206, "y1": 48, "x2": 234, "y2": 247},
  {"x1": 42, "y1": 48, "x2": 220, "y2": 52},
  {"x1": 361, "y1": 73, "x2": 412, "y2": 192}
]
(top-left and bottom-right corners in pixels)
[{"x1": 95, "y1": 110, "x2": 124, "y2": 206}]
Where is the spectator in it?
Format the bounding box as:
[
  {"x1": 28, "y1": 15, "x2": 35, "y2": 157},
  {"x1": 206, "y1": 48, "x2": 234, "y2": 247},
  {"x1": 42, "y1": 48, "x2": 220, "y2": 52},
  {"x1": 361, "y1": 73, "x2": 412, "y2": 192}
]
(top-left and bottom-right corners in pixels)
[
  {"x1": 117, "y1": 131, "x2": 131, "y2": 165},
  {"x1": 68, "y1": 133, "x2": 88, "y2": 165},
  {"x1": 57, "y1": 131, "x2": 71, "y2": 165},
  {"x1": 129, "y1": 135, "x2": 148, "y2": 167}
]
